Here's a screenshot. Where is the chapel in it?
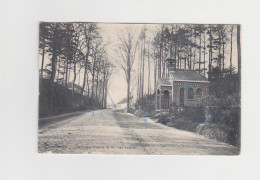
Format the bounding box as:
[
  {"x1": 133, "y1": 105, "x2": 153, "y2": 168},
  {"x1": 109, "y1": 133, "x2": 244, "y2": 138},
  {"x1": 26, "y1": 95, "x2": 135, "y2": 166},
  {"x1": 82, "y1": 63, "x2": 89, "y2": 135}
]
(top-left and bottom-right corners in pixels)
[{"x1": 155, "y1": 57, "x2": 209, "y2": 113}]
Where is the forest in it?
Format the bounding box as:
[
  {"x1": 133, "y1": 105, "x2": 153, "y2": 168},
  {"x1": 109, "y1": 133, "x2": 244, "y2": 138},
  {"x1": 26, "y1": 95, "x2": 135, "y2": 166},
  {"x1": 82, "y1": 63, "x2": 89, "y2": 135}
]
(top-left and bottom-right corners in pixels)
[
  {"x1": 115, "y1": 24, "x2": 241, "y2": 113},
  {"x1": 39, "y1": 23, "x2": 241, "y2": 126},
  {"x1": 39, "y1": 22, "x2": 113, "y2": 117}
]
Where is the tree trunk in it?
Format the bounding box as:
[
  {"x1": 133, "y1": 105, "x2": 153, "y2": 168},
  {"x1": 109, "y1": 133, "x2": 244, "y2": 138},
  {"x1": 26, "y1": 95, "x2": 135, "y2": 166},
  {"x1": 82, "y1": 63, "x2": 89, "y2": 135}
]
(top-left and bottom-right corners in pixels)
[
  {"x1": 230, "y1": 26, "x2": 233, "y2": 75},
  {"x1": 141, "y1": 37, "x2": 145, "y2": 109},
  {"x1": 56, "y1": 56, "x2": 60, "y2": 82},
  {"x1": 96, "y1": 71, "x2": 99, "y2": 103},
  {"x1": 193, "y1": 53, "x2": 195, "y2": 70},
  {"x1": 102, "y1": 73, "x2": 106, "y2": 108},
  {"x1": 127, "y1": 67, "x2": 131, "y2": 112},
  {"x1": 40, "y1": 41, "x2": 45, "y2": 79},
  {"x1": 78, "y1": 68, "x2": 81, "y2": 86},
  {"x1": 237, "y1": 25, "x2": 241, "y2": 88},
  {"x1": 91, "y1": 59, "x2": 96, "y2": 101},
  {"x1": 50, "y1": 53, "x2": 57, "y2": 84},
  {"x1": 158, "y1": 40, "x2": 162, "y2": 79},
  {"x1": 49, "y1": 50, "x2": 57, "y2": 110},
  {"x1": 203, "y1": 32, "x2": 206, "y2": 76},
  {"x1": 208, "y1": 26, "x2": 213, "y2": 80},
  {"x1": 199, "y1": 31, "x2": 202, "y2": 73},
  {"x1": 177, "y1": 47, "x2": 180, "y2": 69},
  {"x1": 65, "y1": 57, "x2": 69, "y2": 88},
  {"x1": 87, "y1": 71, "x2": 90, "y2": 98},
  {"x1": 72, "y1": 62, "x2": 77, "y2": 97},
  {"x1": 218, "y1": 33, "x2": 222, "y2": 78},
  {"x1": 154, "y1": 56, "x2": 157, "y2": 94},
  {"x1": 68, "y1": 66, "x2": 71, "y2": 86},
  {"x1": 104, "y1": 82, "x2": 107, "y2": 109},
  {"x1": 81, "y1": 53, "x2": 89, "y2": 95},
  {"x1": 148, "y1": 42, "x2": 151, "y2": 96},
  {"x1": 147, "y1": 41, "x2": 151, "y2": 113},
  {"x1": 222, "y1": 37, "x2": 225, "y2": 76},
  {"x1": 137, "y1": 48, "x2": 140, "y2": 101},
  {"x1": 189, "y1": 30, "x2": 192, "y2": 70}
]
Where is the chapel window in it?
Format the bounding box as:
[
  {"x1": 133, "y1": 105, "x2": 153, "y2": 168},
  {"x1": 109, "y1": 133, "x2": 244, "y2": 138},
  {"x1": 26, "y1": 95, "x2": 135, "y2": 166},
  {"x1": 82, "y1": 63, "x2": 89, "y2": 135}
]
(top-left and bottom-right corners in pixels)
[
  {"x1": 188, "y1": 88, "x2": 194, "y2": 99},
  {"x1": 196, "y1": 88, "x2": 202, "y2": 96}
]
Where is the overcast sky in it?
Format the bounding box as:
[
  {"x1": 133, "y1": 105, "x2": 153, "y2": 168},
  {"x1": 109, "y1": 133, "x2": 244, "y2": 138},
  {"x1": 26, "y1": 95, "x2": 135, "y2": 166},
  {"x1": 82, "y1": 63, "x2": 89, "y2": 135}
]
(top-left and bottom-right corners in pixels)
[{"x1": 99, "y1": 23, "x2": 158, "y2": 105}]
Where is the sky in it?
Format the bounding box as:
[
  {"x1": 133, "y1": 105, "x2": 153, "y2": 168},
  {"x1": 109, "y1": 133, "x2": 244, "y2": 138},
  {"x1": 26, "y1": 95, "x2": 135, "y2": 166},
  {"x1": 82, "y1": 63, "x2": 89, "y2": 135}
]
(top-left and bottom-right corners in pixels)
[{"x1": 99, "y1": 23, "x2": 158, "y2": 105}]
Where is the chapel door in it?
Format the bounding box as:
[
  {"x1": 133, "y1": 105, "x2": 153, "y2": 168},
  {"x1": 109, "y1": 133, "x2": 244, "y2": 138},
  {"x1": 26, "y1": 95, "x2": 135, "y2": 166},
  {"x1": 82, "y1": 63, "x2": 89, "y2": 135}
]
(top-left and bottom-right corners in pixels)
[{"x1": 162, "y1": 90, "x2": 169, "y2": 109}]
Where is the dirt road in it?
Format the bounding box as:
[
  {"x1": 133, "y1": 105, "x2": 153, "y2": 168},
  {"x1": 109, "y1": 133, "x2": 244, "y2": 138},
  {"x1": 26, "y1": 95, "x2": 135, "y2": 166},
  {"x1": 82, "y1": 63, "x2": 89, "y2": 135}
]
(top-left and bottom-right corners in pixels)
[{"x1": 38, "y1": 109, "x2": 239, "y2": 155}]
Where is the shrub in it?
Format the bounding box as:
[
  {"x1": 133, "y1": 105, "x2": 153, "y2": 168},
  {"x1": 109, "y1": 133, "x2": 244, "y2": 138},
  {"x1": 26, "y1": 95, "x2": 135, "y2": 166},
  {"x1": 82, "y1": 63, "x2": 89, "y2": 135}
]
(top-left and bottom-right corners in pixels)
[
  {"x1": 196, "y1": 123, "x2": 240, "y2": 147},
  {"x1": 170, "y1": 106, "x2": 206, "y2": 123}
]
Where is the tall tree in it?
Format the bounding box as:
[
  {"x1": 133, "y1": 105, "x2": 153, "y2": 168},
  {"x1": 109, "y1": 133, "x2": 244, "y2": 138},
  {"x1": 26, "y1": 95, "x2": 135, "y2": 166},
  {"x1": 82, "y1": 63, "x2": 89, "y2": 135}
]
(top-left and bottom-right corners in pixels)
[
  {"x1": 139, "y1": 27, "x2": 147, "y2": 109},
  {"x1": 39, "y1": 23, "x2": 49, "y2": 79},
  {"x1": 229, "y1": 25, "x2": 234, "y2": 75},
  {"x1": 117, "y1": 28, "x2": 138, "y2": 112},
  {"x1": 237, "y1": 25, "x2": 241, "y2": 88},
  {"x1": 207, "y1": 25, "x2": 214, "y2": 80},
  {"x1": 43, "y1": 23, "x2": 66, "y2": 109},
  {"x1": 81, "y1": 23, "x2": 100, "y2": 95}
]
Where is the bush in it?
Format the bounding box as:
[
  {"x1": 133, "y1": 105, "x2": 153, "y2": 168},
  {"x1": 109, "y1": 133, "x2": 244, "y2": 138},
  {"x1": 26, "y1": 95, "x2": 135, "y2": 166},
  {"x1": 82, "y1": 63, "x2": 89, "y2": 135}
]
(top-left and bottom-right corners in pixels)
[
  {"x1": 196, "y1": 123, "x2": 240, "y2": 147},
  {"x1": 170, "y1": 106, "x2": 206, "y2": 123},
  {"x1": 156, "y1": 115, "x2": 171, "y2": 125},
  {"x1": 167, "y1": 121, "x2": 199, "y2": 132}
]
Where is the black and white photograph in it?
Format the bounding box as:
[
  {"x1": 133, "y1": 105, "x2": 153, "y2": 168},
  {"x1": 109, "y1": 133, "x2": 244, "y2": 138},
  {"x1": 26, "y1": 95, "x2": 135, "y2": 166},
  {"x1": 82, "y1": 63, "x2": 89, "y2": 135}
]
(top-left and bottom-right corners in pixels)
[
  {"x1": 38, "y1": 23, "x2": 241, "y2": 155},
  {"x1": 5, "y1": 0, "x2": 260, "y2": 179}
]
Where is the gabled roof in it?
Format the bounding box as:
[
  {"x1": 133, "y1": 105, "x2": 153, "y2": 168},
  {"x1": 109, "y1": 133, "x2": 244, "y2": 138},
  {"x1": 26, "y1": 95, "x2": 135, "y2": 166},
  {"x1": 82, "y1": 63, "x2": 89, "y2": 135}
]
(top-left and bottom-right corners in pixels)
[
  {"x1": 158, "y1": 78, "x2": 171, "y2": 86},
  {"x1": 169, "y1": 70, "x2": 208, "y2": 82}
]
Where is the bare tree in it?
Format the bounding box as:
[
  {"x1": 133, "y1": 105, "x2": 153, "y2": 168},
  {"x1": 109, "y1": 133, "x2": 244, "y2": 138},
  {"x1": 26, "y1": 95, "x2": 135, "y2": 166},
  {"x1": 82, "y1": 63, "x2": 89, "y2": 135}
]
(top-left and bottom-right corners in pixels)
[
  {"x1": 81, "y1": 23, "x2": 100, "y2": 95},
  {"x1": 117, "y1": 28, "x2": 138, "y2": 112}
]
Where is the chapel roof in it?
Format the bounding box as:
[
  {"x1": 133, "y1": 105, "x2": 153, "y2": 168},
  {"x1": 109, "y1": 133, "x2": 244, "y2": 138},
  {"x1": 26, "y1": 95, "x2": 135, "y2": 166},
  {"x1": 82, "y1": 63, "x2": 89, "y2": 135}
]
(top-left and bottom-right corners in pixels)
[
  {"x1": 158, "y1": 78, "x2": 171, "y2": 86},
  {"x1": 169, "y1": 70, "x2": 208, "y2": 82}
]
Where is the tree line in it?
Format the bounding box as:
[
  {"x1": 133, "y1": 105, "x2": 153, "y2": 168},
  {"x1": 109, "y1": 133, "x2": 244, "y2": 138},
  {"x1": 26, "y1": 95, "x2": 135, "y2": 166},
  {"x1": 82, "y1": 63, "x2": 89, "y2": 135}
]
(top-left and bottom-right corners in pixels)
[
  {"x1": 117, "y1": 24, "x2": 241, "y2": 113},
  {"x1": 39, "y1": 22, "x2": 113, "y2": 110},
  {"x1": 152, "y1": 24, "x2": 239, "y2": 87}
]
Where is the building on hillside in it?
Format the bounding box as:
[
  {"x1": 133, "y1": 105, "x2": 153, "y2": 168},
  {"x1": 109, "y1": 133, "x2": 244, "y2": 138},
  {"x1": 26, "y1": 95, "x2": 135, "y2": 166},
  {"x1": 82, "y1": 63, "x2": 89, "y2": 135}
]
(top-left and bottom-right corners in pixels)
[{"x1": 155, "y1": 57, "x2": 210, "y2": 113}]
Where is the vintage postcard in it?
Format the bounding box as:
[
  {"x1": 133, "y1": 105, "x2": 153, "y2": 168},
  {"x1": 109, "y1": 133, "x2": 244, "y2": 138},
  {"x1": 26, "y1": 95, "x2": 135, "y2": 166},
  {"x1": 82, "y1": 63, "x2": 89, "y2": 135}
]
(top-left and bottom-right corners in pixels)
[{"x1": 38, "y1": 23, "x2": 241, "y2": 155}]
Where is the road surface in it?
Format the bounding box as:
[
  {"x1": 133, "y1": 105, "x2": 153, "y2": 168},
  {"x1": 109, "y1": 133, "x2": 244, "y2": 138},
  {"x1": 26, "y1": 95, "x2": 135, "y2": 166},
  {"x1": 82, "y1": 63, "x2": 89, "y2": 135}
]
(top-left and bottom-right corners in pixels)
[{"x1": 38, "y1": 109, "x2": 239, "y2": 155}]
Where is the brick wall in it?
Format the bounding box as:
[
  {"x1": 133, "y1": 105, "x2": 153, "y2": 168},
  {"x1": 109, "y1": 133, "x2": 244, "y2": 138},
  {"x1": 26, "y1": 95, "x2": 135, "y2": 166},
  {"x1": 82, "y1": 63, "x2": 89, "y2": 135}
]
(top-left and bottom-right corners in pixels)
[{"x1": 173, "y1": 81, "x2": 209, "y2": 107}]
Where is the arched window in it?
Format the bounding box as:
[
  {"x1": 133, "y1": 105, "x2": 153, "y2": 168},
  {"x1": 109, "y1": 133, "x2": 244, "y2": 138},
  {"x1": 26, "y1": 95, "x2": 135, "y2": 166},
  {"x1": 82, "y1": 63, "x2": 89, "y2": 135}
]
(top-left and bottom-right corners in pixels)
[
  {"x1": 188, "y1": 88, "x2": 194, "y2": 99},
  {"x1": 180, "y1": 88, "x2": 184, "y2": 106},
  {"x1": 196, "y1": 88, "x2": 202, "y2": 96}
]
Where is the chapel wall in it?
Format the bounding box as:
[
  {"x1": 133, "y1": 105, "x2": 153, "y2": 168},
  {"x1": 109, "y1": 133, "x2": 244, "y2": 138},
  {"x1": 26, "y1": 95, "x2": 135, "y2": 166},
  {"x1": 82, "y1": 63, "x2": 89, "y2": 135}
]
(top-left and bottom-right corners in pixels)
[{"x1": 173, "y1": 81, "x2": 209, "y2": 107}]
